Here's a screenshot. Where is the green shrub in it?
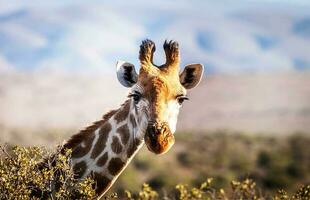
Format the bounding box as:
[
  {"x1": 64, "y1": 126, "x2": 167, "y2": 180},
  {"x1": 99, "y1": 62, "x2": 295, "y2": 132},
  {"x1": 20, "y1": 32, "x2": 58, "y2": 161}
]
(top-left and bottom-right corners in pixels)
[
  {"x1": 124, "y1": 178, "x2": 310, "y2": 200},
  {"x1": 0, "y1": 145, "x2": 97, "y2": 200},
  {"x1": 1, "y1": 142, "x2": 309, "y2": 200}
]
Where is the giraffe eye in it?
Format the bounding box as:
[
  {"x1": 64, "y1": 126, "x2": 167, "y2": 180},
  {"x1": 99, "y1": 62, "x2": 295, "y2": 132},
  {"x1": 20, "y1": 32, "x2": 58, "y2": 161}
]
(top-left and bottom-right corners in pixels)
[
  {"x1": 129, "y1": 92, "x2": 141, "y2": 104},
  {"x1": 177, "y1": 96, "x2": 189, "y2": 105}
]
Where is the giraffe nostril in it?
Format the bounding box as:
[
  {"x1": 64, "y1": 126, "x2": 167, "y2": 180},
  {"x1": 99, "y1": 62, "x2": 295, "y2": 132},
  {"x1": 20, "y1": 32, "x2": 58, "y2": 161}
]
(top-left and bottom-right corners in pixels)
[{"x1": 147, "y1": 121, "x2": 171, "y2": 138}]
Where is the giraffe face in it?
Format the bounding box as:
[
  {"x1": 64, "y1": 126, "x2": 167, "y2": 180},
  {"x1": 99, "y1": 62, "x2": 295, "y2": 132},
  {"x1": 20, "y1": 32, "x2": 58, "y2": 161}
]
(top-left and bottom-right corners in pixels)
[
  {"x1": 116, "y1": 40, "x2": 204, "y2": 154},
  {"x1": 130, "y1": 74, "x2": 184, "y2": 154}
]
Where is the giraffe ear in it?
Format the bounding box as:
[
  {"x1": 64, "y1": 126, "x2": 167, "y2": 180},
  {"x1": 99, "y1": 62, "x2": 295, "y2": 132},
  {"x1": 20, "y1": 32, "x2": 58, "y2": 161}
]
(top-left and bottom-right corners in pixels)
[
  {"x1": 116, "y1": 61, "x2": 138, "y2": 87},
  {"x1": 179, "y1": 63, "x2": 204, "y2": 89}
]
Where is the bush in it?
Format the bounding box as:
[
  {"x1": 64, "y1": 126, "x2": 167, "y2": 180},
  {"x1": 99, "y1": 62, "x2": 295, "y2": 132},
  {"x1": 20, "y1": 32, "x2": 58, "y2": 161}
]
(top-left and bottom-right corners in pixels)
[
  {"x1": 124, "y1": 178, "x2": 310, "y2": 200},
  {"x1": 0, "y1": 145, "x2": 97, "y2": 200},
  {"x1": 1, "y1": 144, "x2": 309, "y2": 200}
]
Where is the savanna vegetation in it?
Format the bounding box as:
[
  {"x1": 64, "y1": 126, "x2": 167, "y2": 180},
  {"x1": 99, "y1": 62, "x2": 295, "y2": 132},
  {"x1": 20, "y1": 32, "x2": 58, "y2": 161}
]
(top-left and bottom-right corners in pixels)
[{"x1": 0, "y1": 130, "x2": 309, "y2": 199}]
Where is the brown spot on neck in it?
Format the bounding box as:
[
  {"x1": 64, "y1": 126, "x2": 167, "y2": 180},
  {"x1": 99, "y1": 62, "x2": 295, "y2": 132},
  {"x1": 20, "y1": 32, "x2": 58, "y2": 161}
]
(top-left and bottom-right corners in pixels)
[
  {"x1": 114, "y1": 100, "x2": 130, "y2": 124},
  {"x1": 127, "y1": 138, "x2": 142, "y2": 158},
  {"x1": 111, "y1": 136, "x2": 123, "y2": 154},
  {"x1": 91, "y1": 172, "x2": 112, "y2": 195},
  {"x1": 108, "y1": 157, "x2": 125, "y2": 176},
  {"x1": 73, "y1": 161, "x2": 87, "y2": 179},
  {"x1": 91, "y1": 122, "x2": 112, "y2": 159},
  {"x1": 96, "y1": 152, "x2": 108, "y2": 167},
  {"x1": 71, "y1": 134, "x2": 95, "y2": 158},
  {"x1": 63, "y1": 109, "x2": 117, "y2": 151},
  {"x1": 117, "y1": 124, "x2": 130, "y2": 145}
]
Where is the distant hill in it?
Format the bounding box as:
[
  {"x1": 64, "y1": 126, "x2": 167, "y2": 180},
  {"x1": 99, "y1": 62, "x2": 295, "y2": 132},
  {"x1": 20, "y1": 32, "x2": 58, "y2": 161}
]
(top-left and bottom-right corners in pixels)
[
  {"x1": 178, "y1": 72, "x2": 310, "y2": 133},
  {"x1": 0, "y1": 71, "x2": 309, "y2": 141}
]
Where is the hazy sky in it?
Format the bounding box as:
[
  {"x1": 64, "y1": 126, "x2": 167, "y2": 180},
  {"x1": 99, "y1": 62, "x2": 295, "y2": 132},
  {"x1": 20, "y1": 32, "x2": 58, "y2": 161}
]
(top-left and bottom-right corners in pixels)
[{"x1": 0, "y1": 0, "x2": 309, "y2": 74}]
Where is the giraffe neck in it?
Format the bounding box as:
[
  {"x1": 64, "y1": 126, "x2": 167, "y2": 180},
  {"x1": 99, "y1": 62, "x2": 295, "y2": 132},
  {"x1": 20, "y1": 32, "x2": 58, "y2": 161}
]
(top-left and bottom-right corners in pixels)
[{"x1": 66, "y1": 99, "x2": 146, "y2": 198}]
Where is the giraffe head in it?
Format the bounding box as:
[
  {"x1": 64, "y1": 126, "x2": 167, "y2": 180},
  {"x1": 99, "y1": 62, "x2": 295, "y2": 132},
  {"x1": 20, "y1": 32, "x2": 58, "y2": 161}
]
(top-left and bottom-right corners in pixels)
[{"x1": 116, "y1": 39, "x2": 203, "y2": 154}]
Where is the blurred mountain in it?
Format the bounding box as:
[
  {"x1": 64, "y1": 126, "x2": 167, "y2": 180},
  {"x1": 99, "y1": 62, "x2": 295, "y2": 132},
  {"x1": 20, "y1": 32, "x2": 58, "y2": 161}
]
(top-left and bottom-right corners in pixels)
[
  {"x1": 0, "y1": 70, "x2": 128, "y2": 130},
  {"x1": 1, "y1": 70, "x2": 309, "y2": 135},
  {"x1": 178, "y1": 72, "x2": 310, "y2": 133}
]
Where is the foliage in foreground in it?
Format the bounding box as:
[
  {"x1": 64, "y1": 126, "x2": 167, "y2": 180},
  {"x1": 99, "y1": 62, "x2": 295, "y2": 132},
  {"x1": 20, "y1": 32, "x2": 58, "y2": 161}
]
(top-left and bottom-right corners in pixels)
[
  {"x1": 0, "y1": 144, "x2": 309, "y2": 200},
  {"x1": 116, "y1": 132, "x2": 310, "y2": 195},
  {"x1": 0, "y1": 145, "x2": 97, "y2": 200},
  {"x1": 123, "y1": 178, "x2": 310, "y2": 200}
]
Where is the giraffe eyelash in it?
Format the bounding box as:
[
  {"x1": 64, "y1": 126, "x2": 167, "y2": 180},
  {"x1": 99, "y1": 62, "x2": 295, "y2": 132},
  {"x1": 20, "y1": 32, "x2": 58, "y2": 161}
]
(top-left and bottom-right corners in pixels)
[
  {"x1": 128, "y1": 91, "x2": 142, "y2": 97},
  {"x1": 128, "y1": 91, "x2": 142, "y2": 104},
  {"x1": 176, "y1": 95, "x2": 189, "y2": 105}
]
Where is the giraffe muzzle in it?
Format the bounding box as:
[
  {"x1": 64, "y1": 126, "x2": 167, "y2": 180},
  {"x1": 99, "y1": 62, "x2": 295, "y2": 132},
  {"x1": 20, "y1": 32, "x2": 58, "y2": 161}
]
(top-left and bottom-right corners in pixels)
[{"x1": 144, "y1": 122, "x2": 175, "y2": 154}]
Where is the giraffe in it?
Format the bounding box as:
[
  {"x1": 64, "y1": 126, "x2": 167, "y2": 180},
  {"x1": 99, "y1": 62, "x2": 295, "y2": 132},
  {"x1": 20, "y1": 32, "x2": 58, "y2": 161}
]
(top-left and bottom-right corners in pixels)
[{"x1": 64, "y1": 39, "x2": 204, "y2": 198}]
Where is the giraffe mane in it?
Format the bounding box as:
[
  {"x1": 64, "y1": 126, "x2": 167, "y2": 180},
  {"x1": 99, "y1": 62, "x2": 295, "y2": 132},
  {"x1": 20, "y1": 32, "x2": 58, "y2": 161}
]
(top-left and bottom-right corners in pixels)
[
  {"x1": 63, "y1": 109, "x2": 117, "y2": 150},
  {"x1": 63, "y1": 99, "x2": 132, "y2": 151}
]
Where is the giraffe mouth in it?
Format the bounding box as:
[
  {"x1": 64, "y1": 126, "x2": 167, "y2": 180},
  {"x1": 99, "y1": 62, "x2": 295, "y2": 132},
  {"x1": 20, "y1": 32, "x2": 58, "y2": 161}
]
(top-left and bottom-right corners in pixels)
[{"x1": 144, "y1": 122, "x2": 175, "y2": 154}]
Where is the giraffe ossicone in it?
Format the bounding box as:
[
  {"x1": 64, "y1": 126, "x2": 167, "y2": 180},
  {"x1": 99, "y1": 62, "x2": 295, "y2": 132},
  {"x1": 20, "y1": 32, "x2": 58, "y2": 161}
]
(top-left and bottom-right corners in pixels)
[{"x1": 64, "y1": 39, "x2": 204, "y2": 198}]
